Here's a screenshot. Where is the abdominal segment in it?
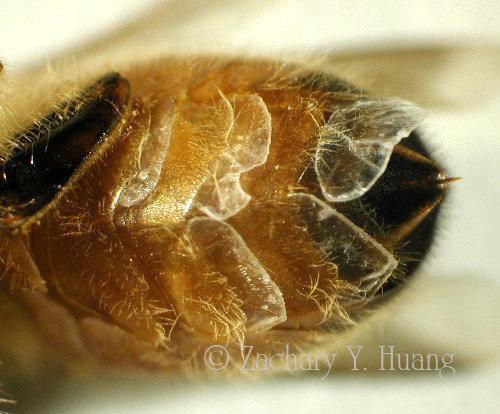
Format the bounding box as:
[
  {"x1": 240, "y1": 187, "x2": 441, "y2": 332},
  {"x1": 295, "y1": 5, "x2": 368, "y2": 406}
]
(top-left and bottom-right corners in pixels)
[{"x1": 0, "y1": 58, "x2": 442, "y2": 368}]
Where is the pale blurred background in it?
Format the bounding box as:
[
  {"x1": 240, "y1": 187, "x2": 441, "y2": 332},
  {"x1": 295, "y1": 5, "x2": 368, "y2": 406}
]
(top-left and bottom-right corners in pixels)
[{"x1": 1, "y1": 0, "x2": 499, "y2": 412}]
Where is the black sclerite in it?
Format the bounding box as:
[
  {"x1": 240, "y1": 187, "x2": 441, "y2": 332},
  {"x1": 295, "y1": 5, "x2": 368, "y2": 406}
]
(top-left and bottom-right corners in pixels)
[
  {"x1": 336, "y1": 131, "x2": 447, "y2": 280},
  {"x1": 0, "y1": 73, "x2": 130, "y2": 224}
]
